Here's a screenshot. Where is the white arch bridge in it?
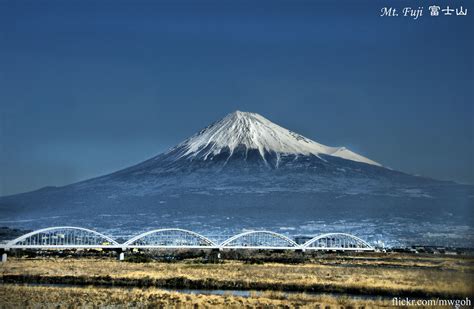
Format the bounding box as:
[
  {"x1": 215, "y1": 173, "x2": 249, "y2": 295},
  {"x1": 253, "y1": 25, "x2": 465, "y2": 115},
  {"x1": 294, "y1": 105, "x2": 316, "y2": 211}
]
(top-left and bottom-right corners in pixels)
[{"x1": 1, "y1": 227, "x2": 374, "y2": 255}]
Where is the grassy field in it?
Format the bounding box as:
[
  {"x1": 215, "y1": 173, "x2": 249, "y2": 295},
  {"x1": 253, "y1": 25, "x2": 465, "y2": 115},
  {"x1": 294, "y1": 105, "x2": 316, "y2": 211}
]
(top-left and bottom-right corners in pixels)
[
  {"x1": 0, "y1": 284, "x2": 402, "y2": 308},
  {"x1": 0, "y1": 252, "x2": 473, "y2": 308}
]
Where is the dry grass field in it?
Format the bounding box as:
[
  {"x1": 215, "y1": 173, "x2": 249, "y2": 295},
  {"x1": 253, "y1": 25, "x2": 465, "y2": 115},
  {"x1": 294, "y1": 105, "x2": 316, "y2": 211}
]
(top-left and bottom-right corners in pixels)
[
  {"x1": 0, "y1": 284, "x2": 398, "y2": 309},
  {"x1": 0, "y1": 252, "x2": 473, "y2": 308}
]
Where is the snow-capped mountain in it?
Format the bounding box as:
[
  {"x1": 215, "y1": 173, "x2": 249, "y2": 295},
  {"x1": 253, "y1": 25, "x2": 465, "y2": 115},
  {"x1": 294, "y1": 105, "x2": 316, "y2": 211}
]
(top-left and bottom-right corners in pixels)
[
  {"x1": 106, "y1": 110, "x2": 385, "y2": 178},
  {"x1": 0, "y1": 111, "x2": 472, "y2": 247},
  {"x1": 168, "y1": 111, "x2": 380, "y2": 166}
]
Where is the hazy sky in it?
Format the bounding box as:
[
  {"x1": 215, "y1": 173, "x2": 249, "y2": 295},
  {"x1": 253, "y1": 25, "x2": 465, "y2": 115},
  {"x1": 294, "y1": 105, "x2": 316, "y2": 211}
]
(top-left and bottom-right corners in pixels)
[{"x1": 0, "y1": 0, "x2": 473, "y2": 195}]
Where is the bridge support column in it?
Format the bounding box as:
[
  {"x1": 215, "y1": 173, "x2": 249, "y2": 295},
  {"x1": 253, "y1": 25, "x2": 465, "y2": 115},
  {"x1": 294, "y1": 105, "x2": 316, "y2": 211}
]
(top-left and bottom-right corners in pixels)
[
  {"x1": 1, "y1": 252, "x2": 7, "y2": 263},
  {"x1": 116, "y1": 248, "x2": 126, "y2": 261}
]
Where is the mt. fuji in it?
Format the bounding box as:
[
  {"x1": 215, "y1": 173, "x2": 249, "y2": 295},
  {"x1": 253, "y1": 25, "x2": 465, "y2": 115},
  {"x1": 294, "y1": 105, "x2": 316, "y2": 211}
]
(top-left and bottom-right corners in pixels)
[{"x1": 1, "y1": 111, "x2": 472, "y2": 246}]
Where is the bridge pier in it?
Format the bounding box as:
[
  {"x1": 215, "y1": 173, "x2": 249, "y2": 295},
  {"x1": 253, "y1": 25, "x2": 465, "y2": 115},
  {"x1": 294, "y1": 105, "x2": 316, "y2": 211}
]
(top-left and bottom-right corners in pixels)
[
  {"x1": 0, "y1": 249, "x2": 7, "y2": 263},
  {"x1": 116, "y1": 248, "x2": 126, "y2": 261}
]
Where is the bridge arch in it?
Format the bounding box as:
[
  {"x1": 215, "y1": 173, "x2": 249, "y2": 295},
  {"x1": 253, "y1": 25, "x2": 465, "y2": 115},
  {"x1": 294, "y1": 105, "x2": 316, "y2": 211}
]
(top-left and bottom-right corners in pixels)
[
  {"x1": 6, "y1": 226, "x2": 118, "y2": 247},
  {"x1": 302, "y1": 233, "x2": 373, "y2": 250},
  {"x1": 124, "y1": 228, "x2": 216, "y2": 247},
  {"x1": 220, "y1": 231, "x2": 298, "y2": 249}
]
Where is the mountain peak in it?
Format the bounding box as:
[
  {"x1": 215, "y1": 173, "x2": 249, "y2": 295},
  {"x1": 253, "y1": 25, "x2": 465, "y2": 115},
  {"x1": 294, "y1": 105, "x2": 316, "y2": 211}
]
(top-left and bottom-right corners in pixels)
[
  {"x1": 168, "y1": 111, "x2": 381, "y2": 166},
  {"x1": 224, "y1": 110, "x2": 265, "y2": 122},
  {"x1": 230, "y1": 110, "x2": 250, "y2": 115}
]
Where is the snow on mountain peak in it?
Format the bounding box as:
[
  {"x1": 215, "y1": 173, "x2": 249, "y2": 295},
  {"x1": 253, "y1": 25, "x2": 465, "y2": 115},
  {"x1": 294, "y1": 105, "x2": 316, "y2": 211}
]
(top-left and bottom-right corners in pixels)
[{"x1": 170, "y1": 110, "x2": 381, "y2": 166}]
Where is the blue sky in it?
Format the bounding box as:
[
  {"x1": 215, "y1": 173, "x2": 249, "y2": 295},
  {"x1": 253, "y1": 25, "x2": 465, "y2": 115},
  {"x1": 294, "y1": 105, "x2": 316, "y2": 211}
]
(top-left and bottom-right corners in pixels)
[{"x1": 0, "y1": 0, "x2": 473, "y2": 195}]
